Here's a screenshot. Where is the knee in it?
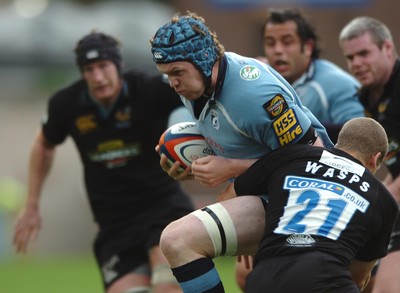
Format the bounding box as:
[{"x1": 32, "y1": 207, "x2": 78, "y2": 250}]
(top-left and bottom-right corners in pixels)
[{"x1": 160, "y1": 219, "x2": 189, "y2": 259}]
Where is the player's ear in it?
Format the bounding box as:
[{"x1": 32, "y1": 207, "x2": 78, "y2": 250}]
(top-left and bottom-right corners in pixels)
[
  {"x1": 382, "y1": 39, "x2": 394, "y2": 58},
  {"x1": 368, "y1": 152, "x2": 382, "y2": 174},
  {"x1": 304, "y1": 39, "x2": 314, "y2": 58}
]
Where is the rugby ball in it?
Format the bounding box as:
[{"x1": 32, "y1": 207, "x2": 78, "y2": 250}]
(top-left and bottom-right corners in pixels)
[{"x1": 159, "y1": 122, "x2": 214, "y2": 172}]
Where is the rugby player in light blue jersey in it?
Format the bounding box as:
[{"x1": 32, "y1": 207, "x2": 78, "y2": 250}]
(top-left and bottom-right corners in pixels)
[
  {"x1": 233, "y1": 8, "x2": 366, "y2": 290},
  {"x1": 260, "y1": 9, "x2": 364, "y2": 145},
  {"x1": 261, "y1": 9, "x2": 364, "y2": 145},
  {"x1": 150, "y1": 11, "x2": 333, "y2": 293}
]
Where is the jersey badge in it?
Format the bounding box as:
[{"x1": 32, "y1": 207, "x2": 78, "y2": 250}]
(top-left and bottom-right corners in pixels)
[
  {"x1": 115, "y1": 107, "x2": 131, "y2": 122},
  {"x1": 239, "y1": 65, "x2": 261, "y2": 81},
  {"x1": 378, "y1": 100, "x2": 388, "y2": 114},
  {"x1": 210, "y1": 109, "x2": 220, "y2": 130},
  {"x1": 115, "y1": 106, "x2": 132, "y2": 128},
  {"x1": 272, "y1": 108, "x2": 303, "y2": 146},
  {"x1": 76, "y1": 114, "x2": 97, "y2": 134},
  {"x1": 263, "y1": 94, "x2": 288, "y2": 118}
]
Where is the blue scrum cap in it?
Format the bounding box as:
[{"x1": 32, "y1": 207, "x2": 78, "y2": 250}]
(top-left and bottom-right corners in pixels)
[{"x1": 151, "y1": 16, "x2": 219, "y2": 80}]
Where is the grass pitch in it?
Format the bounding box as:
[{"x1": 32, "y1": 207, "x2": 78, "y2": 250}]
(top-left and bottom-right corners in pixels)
[{"x1": 0, "y1": 255, "x2": 241, "y2": 293}]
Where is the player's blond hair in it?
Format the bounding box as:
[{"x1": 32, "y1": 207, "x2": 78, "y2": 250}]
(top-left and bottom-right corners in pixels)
[{"x1": 336, "y1": 117, "x2": 388, "y2": 167}]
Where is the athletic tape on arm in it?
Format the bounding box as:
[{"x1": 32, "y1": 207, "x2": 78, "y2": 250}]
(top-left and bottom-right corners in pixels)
[{"x1": 191, "y1": 203, "x2": 238, "y2": 256}]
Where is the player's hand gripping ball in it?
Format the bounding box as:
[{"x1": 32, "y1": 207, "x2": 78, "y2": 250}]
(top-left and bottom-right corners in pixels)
[{"x1": 159, "y1": 122, "x2": 214, "y2": 172}]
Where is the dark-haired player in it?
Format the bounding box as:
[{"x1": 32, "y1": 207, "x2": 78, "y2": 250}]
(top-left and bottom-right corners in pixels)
[
  {"x1": 13, "y1": 31, "x2": 194, "y2": 293},
  {"x1": 260, "y1": 8, "x2": 364, "y2": 143}
]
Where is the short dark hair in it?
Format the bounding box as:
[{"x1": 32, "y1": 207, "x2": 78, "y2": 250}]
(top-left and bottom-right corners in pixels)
[{"x1": 262, "y1": 8, "x2": 321, "y2": 59}]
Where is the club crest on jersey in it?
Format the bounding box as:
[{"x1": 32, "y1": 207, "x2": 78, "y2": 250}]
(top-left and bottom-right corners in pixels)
[
  {"x1": 210, "y1": 109, "x2": 219, "y2": 130},
  {"x1": 263, "y1": 94, "x2": 289, "y2": 118},
  {"x1": 115, "y1": 106, "x2": 132, "y2": 128},
  {"x1": 272, "y1": 108, "x2": 303, "y2": 146},
  {"x1": 115, "y1": 106, "x2": 131, "y2": 122},
  {"x1": 76, "y1": 114, "x2": 97, "y2": 134},
  {"x1": 378, "y1": 100, "x2": 388, "y2": 114},
  {"x1": 239, "y1": 65, "x2": 261, "y2": 81}
]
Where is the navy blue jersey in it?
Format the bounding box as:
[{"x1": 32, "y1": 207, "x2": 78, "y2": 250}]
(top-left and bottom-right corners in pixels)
[
  {"x1": 234, "y1": 145, "x2": 398, "y2": 266},
  {"x1": 42, "y1": 70, "x2": 192, "y2": 225}
]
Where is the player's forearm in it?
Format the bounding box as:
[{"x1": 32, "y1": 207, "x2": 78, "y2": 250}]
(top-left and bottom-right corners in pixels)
[
  {"x1": 25, "y1": 132, "x2": 55, "y2": 210},
  {"x1": 229, "y1": 158, "x2": 258, "y2": 178},
  {"x1": 350, "y1": 259, "x2": 376, "y2": 291}
]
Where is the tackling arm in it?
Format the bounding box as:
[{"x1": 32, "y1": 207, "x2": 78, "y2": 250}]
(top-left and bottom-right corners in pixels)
[{"x1": 350, "y1": 259, "x2": 377, "y2": 291}]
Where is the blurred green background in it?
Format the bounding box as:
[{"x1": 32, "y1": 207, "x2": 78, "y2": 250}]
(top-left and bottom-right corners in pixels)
[{"x1": 0, "y1": 255, "x2": 241, "y2": 293}]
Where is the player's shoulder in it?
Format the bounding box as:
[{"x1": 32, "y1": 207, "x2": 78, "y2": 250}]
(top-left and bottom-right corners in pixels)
[
  {"x1": 313, "y1": 59, "x2": 359, "y2": 85},
  {"x1": 49, "y1": 78, "x2": 85, "y2": 104},
  {"x1": 225, "y1": 52, "x2": 274, "y2": 79},
  {"x1": 224, "y1": 52, "x2": 262, "y2": 81},
  {"x1": 368, "y1": 173, "x2": 397, "y2": 204},
  {"x1": 369, "y1": 178, "x2": 399, "y2": 223},
  {"x1": 223, "y1": 52, "x2": 294, "y2": 101}
]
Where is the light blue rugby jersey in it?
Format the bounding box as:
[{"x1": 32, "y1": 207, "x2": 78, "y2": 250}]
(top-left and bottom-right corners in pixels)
[
  {"x1": 181, "y1": 52, "x2": 333, "y2": 159},
  {"x1": 293, "y1": 59, "x2": 364, "y2": 124}
]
